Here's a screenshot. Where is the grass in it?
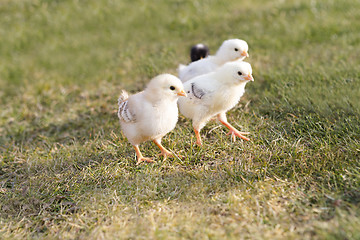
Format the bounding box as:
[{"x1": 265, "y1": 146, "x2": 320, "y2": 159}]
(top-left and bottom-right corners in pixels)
[{"x1": 0, "y1": 0, "x2": 359, "y2": 239}]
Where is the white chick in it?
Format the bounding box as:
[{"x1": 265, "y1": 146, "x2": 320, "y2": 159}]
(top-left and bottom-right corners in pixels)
[
  {"x1": 118, "y1": 74, "x2": 187, "y2": 164},
  {"x1": 178, "y1": 39, "x2": 249, "y2": 82},
  {"x1": 178, "y1": 61, "x2": 253, "y2": 146}
]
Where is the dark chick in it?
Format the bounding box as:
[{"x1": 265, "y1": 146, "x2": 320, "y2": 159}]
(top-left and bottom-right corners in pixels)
[{"x1": 190, "y1": 43, "x2": 209, "y2": 62}]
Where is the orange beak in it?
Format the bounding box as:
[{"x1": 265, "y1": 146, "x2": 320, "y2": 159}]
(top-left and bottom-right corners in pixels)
[
  {"x1": 241, "y1": 50, "x2": 249, "y2": 57},
  {"x1": 177, "y1": 89, "x2": 187, "y2": 97},
  {"x1": 244, "y1": 74, "x2": 254, "y2": 81}
]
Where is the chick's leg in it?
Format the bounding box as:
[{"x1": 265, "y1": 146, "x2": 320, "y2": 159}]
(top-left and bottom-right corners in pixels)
[
  {"x1": 153, "y1": 139, "x2": 173, "y2": 160},
  {"x1": 194, "y1": 127, "x2": 203, "y2": 146},
  {"x1": 217, "y1": 113, "x2": 250, "y2": 142},
  {"x1": 193, "y1": 121, "x2": 205, "y2": 146},
  {"x1": 133, "y1": 145, "x2": 154, "y2": 165}
]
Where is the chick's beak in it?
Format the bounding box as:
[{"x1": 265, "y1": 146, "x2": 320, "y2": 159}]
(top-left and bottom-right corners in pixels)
[
  {"x1": 177, "y1": 89, "x2": 187, "y2": 97},
  {"x1": 244, "y1": 74, "x2": 254, "y2": 81},
  {"x1": 242, "y1": 50, "x2": 249, "y2": 57}
]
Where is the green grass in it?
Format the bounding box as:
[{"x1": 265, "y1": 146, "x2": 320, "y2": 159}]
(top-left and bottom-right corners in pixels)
[{"x1": 1, "y1": 0, "x2": 359, "y2": 239}]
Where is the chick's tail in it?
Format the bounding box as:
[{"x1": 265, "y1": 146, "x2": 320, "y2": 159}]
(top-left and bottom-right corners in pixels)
[
  {"x1": 118, "y1": 90, "x2": 135, "y2": 122},
  {"x1": 118, "y1": 90, "x2": 129, "y2": 106}
]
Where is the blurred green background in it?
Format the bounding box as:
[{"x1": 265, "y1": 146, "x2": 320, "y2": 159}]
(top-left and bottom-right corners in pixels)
[{"x1": 1, "y1": 0, "x2": 359, "y2": 239}]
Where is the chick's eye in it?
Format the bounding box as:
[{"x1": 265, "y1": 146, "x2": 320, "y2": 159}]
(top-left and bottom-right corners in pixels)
[
  {"x1": 170, "y1": 86, "x2": 175, "y2": 90},
  {"x1": 238, "y1": 71, "x2": 242, "y2": 76},
  {"x1": 234, "y1": 48, "x2": 238, "y2": 51}
]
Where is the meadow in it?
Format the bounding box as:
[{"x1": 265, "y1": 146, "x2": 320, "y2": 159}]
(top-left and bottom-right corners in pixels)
[{"x1": 0, "y1": 0, "x2": 359, "y2": 239}]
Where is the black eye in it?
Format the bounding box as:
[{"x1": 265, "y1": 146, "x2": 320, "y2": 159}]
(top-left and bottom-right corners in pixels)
[
  {"x1": 170, "y1": 86, "x2": 175, "y2": 90},
  {"x1": 234, "y1": 48, "x2": 238, "y2": 51},
  {"x1": 238, "y1": 71, "x2": 242, "y2": 76}
]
